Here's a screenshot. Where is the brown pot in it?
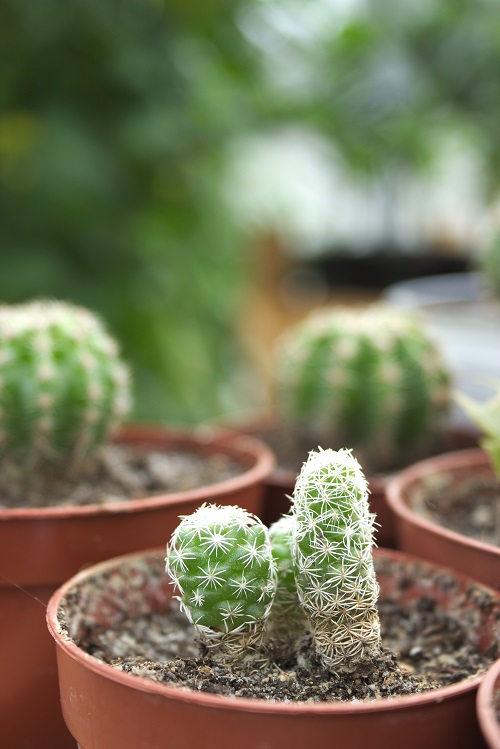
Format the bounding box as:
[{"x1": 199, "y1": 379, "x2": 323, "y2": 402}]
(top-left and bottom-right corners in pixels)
[
  {"x1": 46, "y1": 546, "x2": 500, "y2": 749},
  {"x1": 385, "y1": 447, "x2": 500, "y2": 590},
  {"x1": 234, "y1": 412, "x2": 478, "y2": 548},
  {"x1": 0, "y1": 424, "x2": 274, "y2": 749},
  {"x1": 477, "y1": 657, "x2": 500, "y2": 749}
]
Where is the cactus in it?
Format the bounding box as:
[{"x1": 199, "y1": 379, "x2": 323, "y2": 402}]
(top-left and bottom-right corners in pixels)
[
  {"x1": 265, "y1": 515, "x2": 308, "y2": 656},
  {"x1": 275, "y1": 304, "x2": 452, "y2": 472},
  {"x1": 456, "y1": 382, "x2": 500, "y2": 476},
  {"x1": 165, "y1": 450, "x2": 382, "y2": 674},
  {"x1": 480, "y1": 229, "x2": 500, "y2": 299},
  {"x1": 456, "y1": 383, "x2": 500, "y2": 547},
  {"x1": 165, "y1": 503, "x2": 277, "y2": 662},
  {"x1": 0, "y1": 299, "x2": 131, "y2": 476},
  {"x1": 291, "y1": 447, "x2": 381, "y2": 674}
]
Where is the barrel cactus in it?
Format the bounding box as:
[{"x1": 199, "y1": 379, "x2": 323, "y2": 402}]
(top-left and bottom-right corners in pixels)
[
  {"x1": 291, "y1": 447, "x2": 381, "y2": 673},
  {"x1": 0, "y1": 299, "x2": 131, "y2": 477},
  {"x1": 165, "y1": 503, "x2": 277, "y2": 662},
  {"x1": 275, "y1": 304, "x2": 452, "y2": 472}
]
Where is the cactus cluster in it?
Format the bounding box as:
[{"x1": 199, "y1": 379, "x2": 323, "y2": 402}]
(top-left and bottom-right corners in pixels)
[
  {"x1": 165, "y1": 504, "x2": 277, "y2": 661},
  {"x1": 0, "y1": 299, "x2": 131, "y2": 476},
  {"x1": 274, "y1": 304, "x2": 452, "y2": 472},
  {"x1": 166, "y1": 447, "x2": 379, "y2": 675}
]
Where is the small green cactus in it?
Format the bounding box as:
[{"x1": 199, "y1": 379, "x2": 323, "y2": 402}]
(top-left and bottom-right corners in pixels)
[
  {"x1": 456, "y1": 382, "x2": 500, "y2": 548},
  {"x1": 291, "y1": 447, "x2": 381, "y2": 673},
  {"x1": 479, "y1": 229, "x2": 500, "y2": 299},
  {"x1": 456, "y1": 382, "x2": 500, "y2": 476},
  {"x1": 275, "y1": 304, "x2": 452, "y2": 472},
  {"x1": 165, "y1": 503, "x2": 277, "y2": 662},
  {"x1": 265, "y1": 515, "x2": 308, "y2": 656},
  {"x1": 0, "y1": 299, "x2": 131, "y2": 476}
]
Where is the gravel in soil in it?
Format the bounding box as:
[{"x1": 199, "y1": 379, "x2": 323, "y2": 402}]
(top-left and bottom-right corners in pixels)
[
  {"x1": 0, "y1": 444, "x2": 241, "y2": 509},
  {"x1": 80, "y1": 595, "x2": 496, "y2": 703},
  {"x1": 417, "y1": 474, "x2": 500, "y2": 549}
]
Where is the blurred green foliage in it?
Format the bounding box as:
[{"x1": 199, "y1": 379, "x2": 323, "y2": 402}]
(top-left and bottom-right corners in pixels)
[
  {"x1": 2, "y1": 0, "x2": 500, "y2": 425},
  {"x1": 247, "y1": 0, "x2": 500, "y2": 192},
  {"x1": 0, "y1": 0, "x2": 271, "y2": 423}
]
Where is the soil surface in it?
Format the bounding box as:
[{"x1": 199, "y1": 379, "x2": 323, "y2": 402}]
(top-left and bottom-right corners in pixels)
[
  {"x1": 0, "y1": 444, "x2": 241, "y2": 509},
  {"x1": 415, "y1": 474, "x2": 500, "y2": 549},
  {"x1": 80, "y1": 594, "x2": 496, "y2": 703}
]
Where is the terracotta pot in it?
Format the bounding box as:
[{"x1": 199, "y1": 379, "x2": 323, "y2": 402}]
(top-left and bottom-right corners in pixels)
[
  {"x1": 477, "y1": 657, "x2": 500, "y2": 749},
  {"x1": 385, "y1": 447, "x2": 500, "y2": 590},
  {"x1": 0, "y1": 424, "x2": 274, "y2": 749},
  {"x1": 46, "y1": 546, "x2": 500, "y2": 749},
  {"x1": 234, "y1": 413, "x2": 478, "y2": 549}
]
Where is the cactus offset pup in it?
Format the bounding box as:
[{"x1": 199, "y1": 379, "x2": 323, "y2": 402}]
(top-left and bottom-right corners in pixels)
[{"x1": 266, "y1": 514, "x2": 308, "y2": 656}]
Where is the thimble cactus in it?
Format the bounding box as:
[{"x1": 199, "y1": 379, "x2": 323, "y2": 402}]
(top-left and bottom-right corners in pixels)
[
  {"x1": 165, "y1": 503, "x2": 277, "y2": 662},
  {"x1": 265, "y1": 515, "x2": 308, "y2": 655},
  {"x1": 275, "y1": 304, "x2": 452, "y2": 472},
  {"x1": 291, "y1": 447, "x2": 381, "y2": 673},
  {"x1": 0, "y1": 299, "x2": 131, "y2": 475}
]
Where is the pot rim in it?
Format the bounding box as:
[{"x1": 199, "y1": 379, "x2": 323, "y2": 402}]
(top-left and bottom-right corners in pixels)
[
  {"x1": 46, "y1": 546, "x2": 496, "y2": 717},
  {"x1": 229, "y1": 410, "x2": 390, "y2": 492},
  {"x1": 0, "y1": 423, "x2": 275, "y2": 522},
  {"x1": 477, "y1": 656, "x2": 500, "y2": 748},
  {"x1": 385, "y1": 447, "x2": 500, "y2": 559}
]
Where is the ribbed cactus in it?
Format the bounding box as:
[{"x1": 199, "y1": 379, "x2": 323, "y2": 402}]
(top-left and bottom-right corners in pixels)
[
  {"x1": 0, "y1": 299, "x2": 131, "y2": 475},
  {"x1": 291, "y1": 447, "x2": 381, "y2": 674},
  {"x1": 265, "y1": 515, "x2": 308, "y2": 656},
  {"x1": 275, "y1": 304, "x2": 452, "y2": 472},
  {"x1": 165, "y1": 503, "x2": 277, "y2": 662}
]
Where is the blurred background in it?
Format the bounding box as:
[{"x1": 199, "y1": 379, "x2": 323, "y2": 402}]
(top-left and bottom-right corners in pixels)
[{"x1": 2, "y1": 0, "x2": 500, "y2": 424}]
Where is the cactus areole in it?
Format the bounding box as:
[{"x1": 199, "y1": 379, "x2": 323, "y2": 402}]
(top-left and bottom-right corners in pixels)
[
  {"x1": 165, "y1": 504, "x2": 277, "y2": 661},
  {"x1": 0, "y1": 299, "x2": 131, "y2": 476},
  {"x1": 291, "y1": 447, "x2": 381, "y2": 673}
]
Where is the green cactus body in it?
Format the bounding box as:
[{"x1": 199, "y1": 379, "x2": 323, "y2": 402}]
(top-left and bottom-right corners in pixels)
[
  {"x1": 0, "y1": 300, "x2": 131, "y2": 474},
  {"x1": 275, "y1": 305, "x2": 451, "y2": 472},
  {"x1": 480, "y1": 231, "x2": 500, "y2": 298},
  {"x1": 266, "y1": 515, "x2": 308, "y2": 655},
  {"x1": 165, "y1": 503, "x2": 277, "y2": 661},
  {"x1": 291, "y1": 447, "x2": 381, "y2": 673}
]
